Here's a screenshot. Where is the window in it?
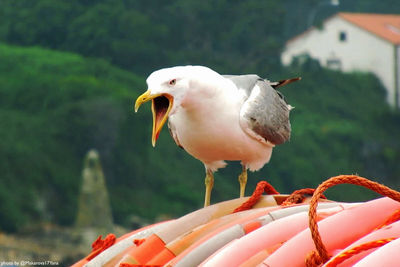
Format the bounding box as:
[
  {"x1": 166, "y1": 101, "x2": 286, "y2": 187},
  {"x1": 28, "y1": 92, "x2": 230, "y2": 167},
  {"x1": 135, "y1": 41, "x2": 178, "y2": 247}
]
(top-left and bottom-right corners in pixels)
[
  {"x1": 339, "y1": 31, "x2": 347, "y2": 42},
  {"x1": 327, "y1": 58, "x2": 341, "y2": 70}
]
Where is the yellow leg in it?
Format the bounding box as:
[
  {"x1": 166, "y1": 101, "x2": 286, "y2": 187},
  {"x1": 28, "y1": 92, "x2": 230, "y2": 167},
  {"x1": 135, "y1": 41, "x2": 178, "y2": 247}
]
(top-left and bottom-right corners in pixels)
[
  {"x1": 204, "y1": 168, "x2": 214, "y2": 207},
  {"x1": 238, "y1": 165, "x2": 248, "y2": 197}
]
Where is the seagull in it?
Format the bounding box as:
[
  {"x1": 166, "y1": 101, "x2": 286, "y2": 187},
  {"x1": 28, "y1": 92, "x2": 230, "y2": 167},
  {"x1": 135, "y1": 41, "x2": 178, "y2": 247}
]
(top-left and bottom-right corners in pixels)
[{"x1": 135, "y1": 66, "x2": 299, "y2": 207}]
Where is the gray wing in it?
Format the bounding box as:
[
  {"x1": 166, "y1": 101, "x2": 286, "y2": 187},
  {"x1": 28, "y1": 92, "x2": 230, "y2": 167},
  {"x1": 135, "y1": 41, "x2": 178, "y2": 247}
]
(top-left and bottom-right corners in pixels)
[{"x1": 224, "y1": 74, "x2": 292, "y2": 145}]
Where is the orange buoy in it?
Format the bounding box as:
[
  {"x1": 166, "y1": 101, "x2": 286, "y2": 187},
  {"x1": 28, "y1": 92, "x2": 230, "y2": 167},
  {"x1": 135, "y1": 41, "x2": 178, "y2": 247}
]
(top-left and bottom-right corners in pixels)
[
  {"x1": 82, "y1": 221, "x2": 172, "y2": 267},
  {"x1": 118, "y1": 195, "x2": 279, "y2": 266},
  {"x1": 200, "y1": 203, "x2": 351, "y2": 266},
  {"x1": 262, "y1": 197, "x2": 400, "y2": 266},
  {"x1": 70, "y1": 175, "x2": 400, "y2": 267},
  {"x1": 324, "y1": 220, "x2": 400, "y2": 266},
  {"x1": 163, "y1": 207, "x2": 279, "y2": 267},
  {"x1": 351, "y1": 237, "x2": 400, "y2": 267}
]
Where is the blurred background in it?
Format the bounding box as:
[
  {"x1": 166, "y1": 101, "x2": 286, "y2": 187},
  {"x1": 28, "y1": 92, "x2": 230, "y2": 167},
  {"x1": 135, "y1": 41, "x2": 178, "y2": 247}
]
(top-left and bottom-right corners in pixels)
[{"x1": 0, "y1": 0, "x2": 400, "y2": 264}]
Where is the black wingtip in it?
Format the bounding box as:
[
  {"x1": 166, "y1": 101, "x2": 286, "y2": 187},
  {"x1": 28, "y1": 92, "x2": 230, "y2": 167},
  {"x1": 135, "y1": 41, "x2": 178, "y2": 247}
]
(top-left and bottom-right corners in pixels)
[{"x1": 271, "y1": 77, "x2": 301, "y2": 89}]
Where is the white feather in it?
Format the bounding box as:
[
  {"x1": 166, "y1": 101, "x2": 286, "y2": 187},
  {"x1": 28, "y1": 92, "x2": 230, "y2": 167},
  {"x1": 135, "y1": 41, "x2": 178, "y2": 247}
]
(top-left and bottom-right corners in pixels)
[{"x1": 160, "y1": 66, "x2": 274, "y2": 172}]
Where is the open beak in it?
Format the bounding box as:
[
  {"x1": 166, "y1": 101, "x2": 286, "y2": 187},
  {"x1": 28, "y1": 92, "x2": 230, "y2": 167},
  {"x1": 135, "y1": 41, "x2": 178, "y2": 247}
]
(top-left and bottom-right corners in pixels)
[{"x1": 135, "y1": 90, "x2": 174, "y2": 147}]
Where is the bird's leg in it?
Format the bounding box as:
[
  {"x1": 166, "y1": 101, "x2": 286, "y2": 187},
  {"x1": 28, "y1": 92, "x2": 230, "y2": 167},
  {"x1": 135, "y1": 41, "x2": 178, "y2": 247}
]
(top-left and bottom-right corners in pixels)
[
  {"x1": 204, "y1": 168, "x2": 214, "y2": 207},
  {"x1": 238, "y1": 165, "x2": 248, "y2": 198}
]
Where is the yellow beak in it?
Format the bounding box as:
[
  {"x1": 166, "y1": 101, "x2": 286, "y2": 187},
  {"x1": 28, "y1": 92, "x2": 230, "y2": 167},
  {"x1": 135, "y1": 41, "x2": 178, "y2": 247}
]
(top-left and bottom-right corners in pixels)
[
  {"x1": 135, "y1": 90, "x2": 152, "y2": 113},
  {"x1": 135, "y1": 90, "x2": 173, "y2": 147}
]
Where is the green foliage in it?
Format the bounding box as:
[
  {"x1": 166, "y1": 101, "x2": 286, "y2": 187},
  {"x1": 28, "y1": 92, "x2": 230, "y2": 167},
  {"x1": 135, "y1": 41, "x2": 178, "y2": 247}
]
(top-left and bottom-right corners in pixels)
[
  {"x1": 0, "y1": 44, "x2": 143, "y2": 231},
  {"x1": 1, "y1": 43, "x2": 400, "y2": 233},
  {"x1": 2, "y1": 0, "x2": 399, "y2": 75},
  {"x1": 0, "y1": 0, "x2": 286, "y2": 75},
  {"x1": 1, "y1": 1, "x2": 400, "y2": 233}
]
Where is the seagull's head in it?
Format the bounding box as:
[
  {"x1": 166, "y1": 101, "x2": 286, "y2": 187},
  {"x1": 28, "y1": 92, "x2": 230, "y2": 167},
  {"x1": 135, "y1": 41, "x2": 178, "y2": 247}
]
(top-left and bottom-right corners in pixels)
[{"x1": 135, "y1": 66, "x2": 218, "y2": 146}]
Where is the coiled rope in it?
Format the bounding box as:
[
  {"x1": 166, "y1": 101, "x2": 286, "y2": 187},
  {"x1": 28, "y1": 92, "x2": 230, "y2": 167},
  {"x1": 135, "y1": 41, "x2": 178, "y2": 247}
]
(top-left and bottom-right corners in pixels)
[{"x1": 305, "y1": 175, "x2": 400, "y2": 266}]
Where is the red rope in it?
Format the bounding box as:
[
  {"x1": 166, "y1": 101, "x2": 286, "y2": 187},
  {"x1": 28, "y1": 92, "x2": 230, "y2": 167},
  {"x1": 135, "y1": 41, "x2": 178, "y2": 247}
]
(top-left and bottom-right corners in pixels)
[
  {"x1": 325, "y1": 238, "x2": 397, "y2": 267},
  {"x1": 133, "y1": 238, "x2": 146, "y2": 246},
  {"x1": 233, "y1": 181, "x2": 279, "y2": 213},
  {"x1": 86, "y1": 233, "x2": 116, "y2": 261},
  {"x1": 306, "y1": 175, "x2": 400, "y2": 267},
  {"x1": 281, "y1": 188, "x2": 326, "y2": 206},
  {"x1": 376, "y1": 209, "x2": 400, "y2": 229}
]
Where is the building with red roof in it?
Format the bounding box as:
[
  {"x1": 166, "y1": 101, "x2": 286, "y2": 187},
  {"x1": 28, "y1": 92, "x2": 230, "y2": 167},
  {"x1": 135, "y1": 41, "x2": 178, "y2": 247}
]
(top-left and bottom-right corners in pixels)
[{"x1": 281, "y1": 12, "x2": 400, "y2": 108}]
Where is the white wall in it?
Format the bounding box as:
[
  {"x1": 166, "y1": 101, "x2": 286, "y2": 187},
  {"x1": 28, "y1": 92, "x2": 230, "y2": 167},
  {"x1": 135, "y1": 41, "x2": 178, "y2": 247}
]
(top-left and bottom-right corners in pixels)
[{"x1": 282, "y1": 16, "x2": 396, "y2": 107}]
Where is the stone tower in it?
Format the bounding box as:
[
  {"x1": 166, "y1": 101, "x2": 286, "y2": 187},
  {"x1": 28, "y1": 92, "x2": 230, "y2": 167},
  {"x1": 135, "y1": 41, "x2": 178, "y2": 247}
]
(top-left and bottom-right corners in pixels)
[{"x1": 76, "y1": 149, "x2": 113, "y2": 236}]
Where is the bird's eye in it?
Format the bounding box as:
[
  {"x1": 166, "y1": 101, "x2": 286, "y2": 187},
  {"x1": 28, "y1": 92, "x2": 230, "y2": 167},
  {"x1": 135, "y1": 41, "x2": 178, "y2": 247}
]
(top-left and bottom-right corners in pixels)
[{"x1": 169, "y1": 79, "x2": 176, "y2": 86}]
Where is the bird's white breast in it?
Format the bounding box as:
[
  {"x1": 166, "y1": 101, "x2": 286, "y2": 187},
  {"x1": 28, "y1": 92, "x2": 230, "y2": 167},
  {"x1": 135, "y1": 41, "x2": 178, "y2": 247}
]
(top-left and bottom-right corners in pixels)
[{"x1": 168, "y1": 82, "x2": 273, "y2": 171}]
